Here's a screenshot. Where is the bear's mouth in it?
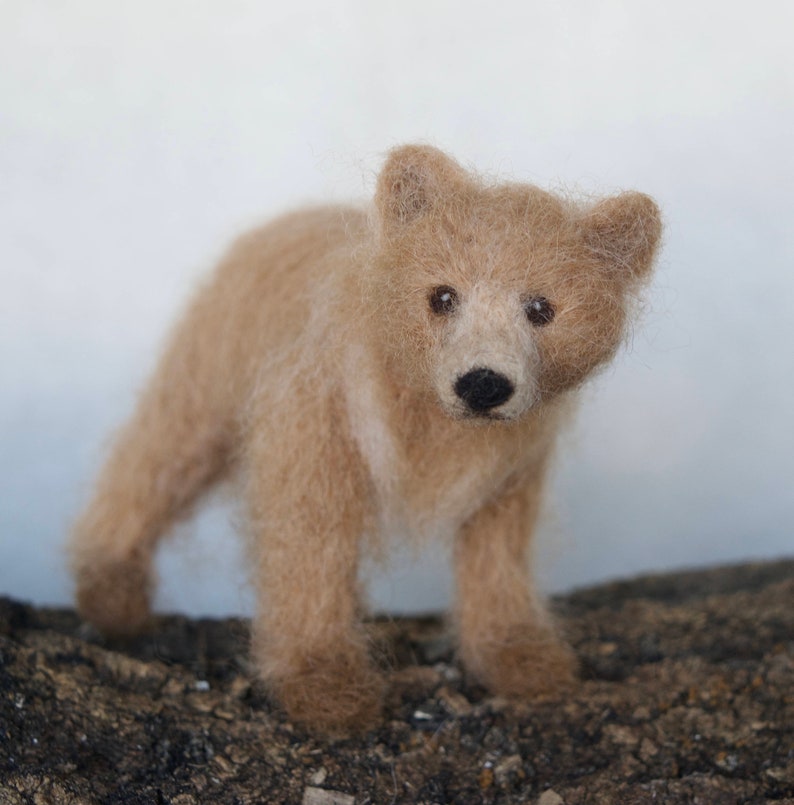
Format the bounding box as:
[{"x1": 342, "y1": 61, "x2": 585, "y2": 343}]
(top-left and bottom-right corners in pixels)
[
  {"x1": 441, "y1": 400, "x2": 517, "y2": 423},
  {"x1": 466, "y1": 409, "x2": 509, "y2": 422}
]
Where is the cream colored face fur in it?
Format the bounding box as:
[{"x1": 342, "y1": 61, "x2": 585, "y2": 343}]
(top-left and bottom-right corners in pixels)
[{"x1": 431, "y1": 282, "x2": 541, "y2": 421}]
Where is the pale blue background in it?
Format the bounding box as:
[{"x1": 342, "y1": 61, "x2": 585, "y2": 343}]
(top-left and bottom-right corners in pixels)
[{"x1": 1, "y1": 1, "x2": 792, "y2": 616}]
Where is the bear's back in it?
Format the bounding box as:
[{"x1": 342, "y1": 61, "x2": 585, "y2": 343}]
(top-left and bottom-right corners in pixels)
[
  {"x1": 223, "y1": 205, "x2": 368, "y2": 343},
  {"x1": 200, "y1": 206, "x2": 369, "y2": 398}
]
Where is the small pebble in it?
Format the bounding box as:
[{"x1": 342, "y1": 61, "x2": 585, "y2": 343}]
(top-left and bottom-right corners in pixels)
[{"x1": 302, "y1": 787, "x2": 354, "y2": 805}]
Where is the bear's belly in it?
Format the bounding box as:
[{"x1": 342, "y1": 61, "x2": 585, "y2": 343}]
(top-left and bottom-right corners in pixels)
[
  {"x1": 356, "y1": 409, "x2": 520, "y2": 542},
  {"x1": 384, "y1": 462, "x2": 508, "y2": 541}
]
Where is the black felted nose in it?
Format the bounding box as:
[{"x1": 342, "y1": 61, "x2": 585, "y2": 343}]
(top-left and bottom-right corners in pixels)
[{"x1": 454, "y1": 368, "x2": 515, "y2": 412}]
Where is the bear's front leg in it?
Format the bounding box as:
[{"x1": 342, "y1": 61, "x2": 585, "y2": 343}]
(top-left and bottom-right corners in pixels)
[
  {"x1": 246, "y1": 397, "x2": 384, "y2": 736},
  {"x1": 454, "y1": 472, "x2": 577, "y2": 699}
]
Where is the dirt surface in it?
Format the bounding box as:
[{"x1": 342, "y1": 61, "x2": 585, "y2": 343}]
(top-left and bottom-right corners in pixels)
[{"x1": 1, "y1": 560, "x2": 793, "y2": 804}]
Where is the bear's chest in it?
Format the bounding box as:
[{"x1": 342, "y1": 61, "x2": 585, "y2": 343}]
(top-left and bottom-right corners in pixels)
[{"x1": 346, "y1": 381, "x2": 525, "y2": 539}]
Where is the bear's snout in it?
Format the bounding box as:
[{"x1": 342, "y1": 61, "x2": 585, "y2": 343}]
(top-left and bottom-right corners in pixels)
[{"x1": 454, "y1": 368, "x2": 515, "y2": 414}]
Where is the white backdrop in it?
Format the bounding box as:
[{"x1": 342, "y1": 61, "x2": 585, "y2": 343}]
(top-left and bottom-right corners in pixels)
[{"x1": 2, "y1": 1, "x2": 792, "y2": 616}]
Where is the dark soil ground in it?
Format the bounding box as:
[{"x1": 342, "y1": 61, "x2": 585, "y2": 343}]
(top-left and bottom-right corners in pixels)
[{"x1": 1, "y1": 560, "x2": 792, "y2": 804}]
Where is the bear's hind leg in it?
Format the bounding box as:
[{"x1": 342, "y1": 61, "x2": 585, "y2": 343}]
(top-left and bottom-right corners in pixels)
[{"x1": 71, "y1": 371, "x2": 233, "y2": 636}]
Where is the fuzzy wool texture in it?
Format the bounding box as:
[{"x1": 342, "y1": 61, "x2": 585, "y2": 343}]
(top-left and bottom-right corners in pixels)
[{"x1": 70, "y1": 144, "x2": 662, "y2": 735}]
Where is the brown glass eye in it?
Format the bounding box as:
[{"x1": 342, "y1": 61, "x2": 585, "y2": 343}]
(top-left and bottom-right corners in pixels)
[
  {"x1": 429, "y1": 285, "x2": 459, "y2": 315},
  {"x1": 524, "y1": 296, "x2": 555, "y2": 326}
]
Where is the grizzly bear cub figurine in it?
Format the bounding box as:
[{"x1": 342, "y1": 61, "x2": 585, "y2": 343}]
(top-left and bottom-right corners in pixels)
[{"x1": 71, "y1": 144, "x2": 661, "y2": 735}]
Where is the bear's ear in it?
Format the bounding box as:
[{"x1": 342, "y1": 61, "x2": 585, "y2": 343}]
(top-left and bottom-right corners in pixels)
[
  {"x1": 375, "y1": 144, "x2": 467, "y2": 227},
  {"x1": 580, "y1": 192, "x2": 662, "y2": 280}
]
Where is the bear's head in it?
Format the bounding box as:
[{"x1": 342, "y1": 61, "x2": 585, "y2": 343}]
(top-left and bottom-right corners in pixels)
[{"x1": 370, "y1": 145, "x2": 662, "y2": 422}]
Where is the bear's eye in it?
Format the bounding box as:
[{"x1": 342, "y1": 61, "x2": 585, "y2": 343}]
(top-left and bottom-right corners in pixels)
[
  {"x1": 429, "y1": 285, "x2": 459, "y2": 315},
  {"x1": 524, "y1": 296, "x2": 555, "y2": 327}
]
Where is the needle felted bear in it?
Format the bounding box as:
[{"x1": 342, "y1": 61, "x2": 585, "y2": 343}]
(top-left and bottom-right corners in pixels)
[{"x1": 70, "y1": 144, "x2": 662, "y2": 735}]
